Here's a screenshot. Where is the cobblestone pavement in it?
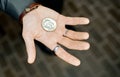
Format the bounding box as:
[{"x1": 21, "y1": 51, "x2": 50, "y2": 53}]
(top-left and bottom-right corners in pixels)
[{"x1": 0, "y1": 0, "x2": 120, "y2": 77}]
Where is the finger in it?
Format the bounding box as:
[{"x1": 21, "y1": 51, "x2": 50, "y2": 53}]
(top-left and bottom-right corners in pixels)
[
  {"x1": 58, "y1": 37, "x2": 90, "y2": 50},
  {"x1": 63, "y1": 30, "x2": 89, "y2": 40},
  {"x1": 64, "y1": 17, "x2": 90, "y2": 25},
  {"x1": 23, "y1": 36, "x2": 36, "y2": 64},
  {"x1": 55, "y1": 47, "x2": 80, "y2": 66}
]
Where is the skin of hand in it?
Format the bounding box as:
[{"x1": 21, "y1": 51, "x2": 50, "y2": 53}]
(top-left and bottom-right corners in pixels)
[{"x1": 22, "y1": 5, "x2": 90, "y2": 66}]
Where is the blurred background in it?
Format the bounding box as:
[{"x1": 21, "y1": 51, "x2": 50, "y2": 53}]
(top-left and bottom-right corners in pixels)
[{"x1": 0, "y1": 0, "x2": 120, "y2": 77}]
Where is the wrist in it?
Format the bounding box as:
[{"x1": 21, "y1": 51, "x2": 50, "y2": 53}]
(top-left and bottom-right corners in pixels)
[{"x1": 19, "y1": 3, "x2": 40, "y2": 23}]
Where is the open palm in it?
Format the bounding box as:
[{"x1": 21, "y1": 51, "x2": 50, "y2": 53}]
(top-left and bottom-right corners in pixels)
[{"x1": 22, "y1": 5, "x2": 90, "y2": 66}]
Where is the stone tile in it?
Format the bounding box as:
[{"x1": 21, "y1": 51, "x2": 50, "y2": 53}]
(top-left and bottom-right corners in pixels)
[
  {"x1": 19, "y1": 74, "x2": 27, "y2": 77},
  {"x1": 117, "y1": 61, "x2": 120, "y2": 71},
  {"x1": 107, "y1": 34, "x2": 120, "y2": 49},
  {"x1": 2, "y1": 40, "x2": 13, "y2": 56},
  {"x1": 103, "y1": 44, "x2": 118, "y2": 61},
  {"x1": 100, "y1": 73, "x2": 109, "y2": 77},
  {"x1": 52, "y1": 64, "x2": 65, "y2": 77},
  {"x1": 102, "y1": 59, "x2": 118, "y2": 77},
  {"x1": 86, "y1": 55, "x2": 102, "y2": 74},
  {"x1": 107, "y1": 20, "x2": 120, "y2": 35},
  {"x1": 109, "y1": 8, "x2": 120, "y2": 22},
  {"x1": 90, "y1": 43, "x2": 103, "y2": 58},
  {"x1": 68, "y1": 1, "x2": 78, "y2": 12},
  {"x1": 92, "y1": 19, "x2": 108, "y2": 33},
  {"x1": 90, "y1": 28, "x2": 103, "y2": 42},
  {"x1": 7, "y1": 28, "x2": 19, "y2": 41},
  {"x1": 95, "y1": 6, "x2": 107, "y2": 18},
  {"x1": 110, "y1": 0, "x2": 120, "y2": 9},
  {"x1": 23, "y1": 61, "x2": 36, "y2": 76},
  {"x1": 10, "y1": 56, "x2": 22, "y2": 72},
  {"x1": 37, "y1": 62, "x2": 51, "y2": 77},
  {"x1": 14, "y1": 42, "x2": 25, "y2": 58},
  {"x1": 86, "y1": 0, "x2": 95, "y2": 5},
  {"x1": 67, "y1": 67, "x2": 79, "y2": 77},
  {"x1": 82, "y1": 71, "x2": 94, "y2": 77},
  {"x1": 4, "y1": 69, "x2": 15, "y2": 77},
  {"x1": 99, "y1": 0, "x2": 111, "y2": 7},
  {"x1": 81, "y1": 5, "x2": 93, "y2": 16},
  {"x1": 0, "y1": 53, "x2": 7, "y2": 68}
]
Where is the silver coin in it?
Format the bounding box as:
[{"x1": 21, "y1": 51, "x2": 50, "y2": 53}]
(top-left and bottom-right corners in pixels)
[{"x1": 42, "y1": 18, "x2": 57, "y2": 32}]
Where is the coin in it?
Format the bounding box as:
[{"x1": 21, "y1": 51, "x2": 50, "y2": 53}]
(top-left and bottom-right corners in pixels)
[{"x1": 42, "y1": 18, "x2": 57, "y2": 32}]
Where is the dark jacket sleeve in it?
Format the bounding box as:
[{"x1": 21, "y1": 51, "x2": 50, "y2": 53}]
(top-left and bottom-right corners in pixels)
[
  {"x1": 0, "y1": 0, "x2": 63, "y2": 20},
  {"x1": 0, "y1": 0, "x2": 36, "y2": 20}
]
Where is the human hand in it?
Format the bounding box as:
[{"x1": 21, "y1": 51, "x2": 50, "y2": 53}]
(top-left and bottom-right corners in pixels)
[{"x1": 22, "y1": 5, "x2": 90, "y2": 66}]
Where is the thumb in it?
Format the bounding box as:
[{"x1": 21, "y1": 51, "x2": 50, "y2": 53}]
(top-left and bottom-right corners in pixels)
[{"x1": 23, "y1": 36, "x2": 36, "y2": 64}]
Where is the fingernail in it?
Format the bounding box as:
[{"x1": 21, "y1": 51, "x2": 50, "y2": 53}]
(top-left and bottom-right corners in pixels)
[
  {"x1": 85, "y1": 18, "x2": 90, "y2": 24},
  {"x1": 28, "y1": 58, "x2": 33, "y2": 64},
  {"x1": 73, "y1": 60, "x2": 81, "y2": 66},
  {"x1": 84, "y1": 32, "x2": 89, "y2": 39},
  {"x1": 84, "y1": 43, "x2": 90, "y2": 50}
]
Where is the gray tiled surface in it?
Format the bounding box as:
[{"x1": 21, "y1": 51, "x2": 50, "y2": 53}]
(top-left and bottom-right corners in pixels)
[{"x1": 0, "y1": 0, "x2": 120, "y2": 77}]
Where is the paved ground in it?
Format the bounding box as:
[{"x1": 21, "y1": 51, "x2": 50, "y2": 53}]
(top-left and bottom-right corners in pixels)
[{"x1": 0, "y1": 0, "x2": 120, "y2": 77}]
